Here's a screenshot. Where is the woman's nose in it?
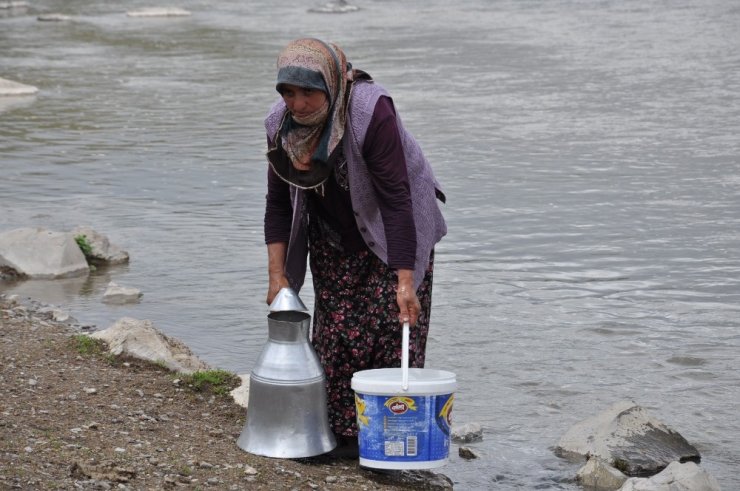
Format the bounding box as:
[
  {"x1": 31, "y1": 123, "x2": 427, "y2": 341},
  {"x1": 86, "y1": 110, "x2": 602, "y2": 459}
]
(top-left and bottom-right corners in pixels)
[{"x1": 292, "y1": 95, "x2": 306, "y2": 112}]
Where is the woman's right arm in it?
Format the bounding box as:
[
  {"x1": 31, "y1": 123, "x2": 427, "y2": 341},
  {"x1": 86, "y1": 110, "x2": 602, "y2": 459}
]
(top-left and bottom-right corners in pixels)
[{"x1": 264, "y1": 140, "x2": 293, "y2": 304}]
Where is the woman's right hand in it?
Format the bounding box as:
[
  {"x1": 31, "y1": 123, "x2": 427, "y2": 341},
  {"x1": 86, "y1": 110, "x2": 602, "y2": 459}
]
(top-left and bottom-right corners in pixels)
[
  {"x1": 266, "y1": 273, "x2": 291, "y2": 305},
  {"x1": 266, "y1": 242, "x2": 289, "y2": 305}
]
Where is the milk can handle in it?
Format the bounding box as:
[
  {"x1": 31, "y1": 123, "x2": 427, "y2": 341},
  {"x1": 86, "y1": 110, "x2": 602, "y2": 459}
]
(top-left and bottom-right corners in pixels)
[{"x1": 401, "y1": 321, "x2": 410, "y2": 391}]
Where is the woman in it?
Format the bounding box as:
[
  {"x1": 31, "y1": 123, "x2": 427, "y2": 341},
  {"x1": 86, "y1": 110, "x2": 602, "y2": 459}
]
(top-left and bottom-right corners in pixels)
[{"x1": 263, "y1": 38, "x2": 446, "y2": 456}]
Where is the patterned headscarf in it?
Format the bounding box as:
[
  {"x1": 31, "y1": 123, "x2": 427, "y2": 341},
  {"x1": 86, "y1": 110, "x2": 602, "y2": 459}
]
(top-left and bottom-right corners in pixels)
[{"x1": 276, "y1": 38, "x2": 352, "y2": 173}]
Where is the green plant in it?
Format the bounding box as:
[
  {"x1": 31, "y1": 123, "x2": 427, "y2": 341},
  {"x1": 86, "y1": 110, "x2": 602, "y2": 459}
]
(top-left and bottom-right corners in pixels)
[
  {"x1": 70, "y1": 335, "x2": 103, "y2": 356},
  {"x1": 74, "y1": 234, "x2": 93, "y2": 258},
  {"x1": 181, "y1": 369, "x2": 240, "y2": 396}
]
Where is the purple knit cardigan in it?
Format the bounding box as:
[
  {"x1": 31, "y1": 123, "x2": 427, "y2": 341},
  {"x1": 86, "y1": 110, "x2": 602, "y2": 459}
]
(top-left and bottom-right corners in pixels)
[{"x1": 264, "y1": 80, "x2": 447, "y2": 291}]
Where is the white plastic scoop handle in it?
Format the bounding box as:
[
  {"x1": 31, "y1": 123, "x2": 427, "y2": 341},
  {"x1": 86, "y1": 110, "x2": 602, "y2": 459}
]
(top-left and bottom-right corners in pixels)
[{"x1": 401, "y1": 321, "x2": 410, "y2": 391}]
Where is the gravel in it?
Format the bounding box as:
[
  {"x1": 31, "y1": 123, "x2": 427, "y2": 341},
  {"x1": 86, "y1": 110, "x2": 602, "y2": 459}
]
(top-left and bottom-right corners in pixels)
[{"x1": 0, "y1": 294, "x2": 452, "y2": 490}]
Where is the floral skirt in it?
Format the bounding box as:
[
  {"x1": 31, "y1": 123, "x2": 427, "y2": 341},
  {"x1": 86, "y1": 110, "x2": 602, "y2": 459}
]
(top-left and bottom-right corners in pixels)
[{"x1": 308, "y1": 223, "x2": 435, "y2": 437}]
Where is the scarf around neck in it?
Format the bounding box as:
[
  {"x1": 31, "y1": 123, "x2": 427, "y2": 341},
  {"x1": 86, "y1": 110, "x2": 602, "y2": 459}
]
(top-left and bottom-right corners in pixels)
[{"x1": 275, "y1": 38, "x2": 352, "y2": 187}]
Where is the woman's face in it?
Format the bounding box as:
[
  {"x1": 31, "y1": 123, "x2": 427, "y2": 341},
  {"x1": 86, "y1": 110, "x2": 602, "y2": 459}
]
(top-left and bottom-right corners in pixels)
[{"x1": 280, "y1": 84, "x2": 328, "y2": 120}]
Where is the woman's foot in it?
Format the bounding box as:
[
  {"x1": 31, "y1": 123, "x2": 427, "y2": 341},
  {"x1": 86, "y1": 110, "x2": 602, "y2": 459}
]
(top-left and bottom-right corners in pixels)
[{"x1": 326, "y1": 434, "x2": 359, "y2": 459}]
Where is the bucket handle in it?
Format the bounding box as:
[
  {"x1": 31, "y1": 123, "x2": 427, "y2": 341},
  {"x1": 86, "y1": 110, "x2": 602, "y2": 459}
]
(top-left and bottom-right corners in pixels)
[{"x1": 401, "y1": 321, "x2": 409, "y2": 391}]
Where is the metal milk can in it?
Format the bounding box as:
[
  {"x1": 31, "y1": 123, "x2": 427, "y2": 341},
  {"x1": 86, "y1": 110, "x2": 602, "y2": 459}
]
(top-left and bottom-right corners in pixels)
[{"x1": 236, "y1": 288, "x2": 336, "y2": 458}]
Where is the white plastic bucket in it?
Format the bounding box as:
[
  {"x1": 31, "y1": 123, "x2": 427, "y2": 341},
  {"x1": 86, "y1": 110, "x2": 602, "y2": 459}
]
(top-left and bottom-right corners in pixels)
[
  {"x1": 350, "y1": 323, "x2": 457, "y2": 469},
  {"x1": 352, "y1": 367, "x2": 456, "y2": 469}
]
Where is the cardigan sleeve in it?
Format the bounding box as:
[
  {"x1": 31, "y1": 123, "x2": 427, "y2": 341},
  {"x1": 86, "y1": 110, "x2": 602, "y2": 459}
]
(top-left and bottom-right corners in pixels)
[
  {"x1": 362, "y1": 96, "x2": 417, "y2": 270},
  {"x1": 264, "y1": 137, "x2": 293, "y2": 245}
]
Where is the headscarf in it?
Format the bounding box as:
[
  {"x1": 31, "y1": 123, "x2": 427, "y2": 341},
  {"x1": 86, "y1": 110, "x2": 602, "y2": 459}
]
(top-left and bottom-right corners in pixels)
[{"x1": 275, "y1": 38, "x2": 352, "y2": 179}]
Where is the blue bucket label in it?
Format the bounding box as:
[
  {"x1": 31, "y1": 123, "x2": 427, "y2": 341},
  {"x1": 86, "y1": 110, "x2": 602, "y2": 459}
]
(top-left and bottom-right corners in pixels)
[{"x1": 355, "y1": 392, "x2": 454, "y2": 463}]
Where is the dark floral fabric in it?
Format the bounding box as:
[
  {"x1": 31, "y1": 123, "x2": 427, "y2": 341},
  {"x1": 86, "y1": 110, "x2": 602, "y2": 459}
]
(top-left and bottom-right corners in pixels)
[{"x1": 308, "y1": 219, "x2": 435, "y2": 437}]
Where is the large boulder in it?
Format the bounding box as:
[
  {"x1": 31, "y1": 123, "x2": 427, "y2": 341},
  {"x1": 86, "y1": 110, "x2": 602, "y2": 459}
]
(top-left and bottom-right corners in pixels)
[
  {"x1": 70, "y1": 226, "x2": 129, "y2": 264},
  {"x1": 91, "y1": 318, "x2": 209, "y2": 374},
  {"x1": 556, "y1": 400, "x2": 700, "y2": 477},
  {"x1": 619, "y1": 461, "x2": 720, "y2": 491},
  {"x1": 0, "y1": 227, "x2": 89, "y2": 279}
]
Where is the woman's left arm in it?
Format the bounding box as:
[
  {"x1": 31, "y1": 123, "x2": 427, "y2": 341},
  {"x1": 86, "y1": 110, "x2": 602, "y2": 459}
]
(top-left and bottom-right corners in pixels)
[{"x1": 363, "y1": 96, "x2": 421, "y2": 325}]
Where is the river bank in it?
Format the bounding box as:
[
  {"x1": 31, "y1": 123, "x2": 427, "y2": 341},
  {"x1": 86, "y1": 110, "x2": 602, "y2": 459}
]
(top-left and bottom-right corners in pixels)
[{"x1": 0, "y1": 294, "x2": 453, "y2": 490}]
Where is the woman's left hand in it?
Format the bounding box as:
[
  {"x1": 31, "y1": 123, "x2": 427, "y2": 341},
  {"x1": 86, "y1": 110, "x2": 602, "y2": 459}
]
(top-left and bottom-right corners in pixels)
[{"x1": 396, "y1": 269, "x2": 420, "y2": 326}]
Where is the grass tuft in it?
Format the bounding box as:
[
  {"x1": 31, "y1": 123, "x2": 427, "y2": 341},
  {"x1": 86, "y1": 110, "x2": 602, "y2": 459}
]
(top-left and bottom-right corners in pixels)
[
  {"x1": 70, "y1": 335, "x2": 104, "y2": 356},
  {"x1": 181, "y1": 369, "x2": 240, "y2": 396}
]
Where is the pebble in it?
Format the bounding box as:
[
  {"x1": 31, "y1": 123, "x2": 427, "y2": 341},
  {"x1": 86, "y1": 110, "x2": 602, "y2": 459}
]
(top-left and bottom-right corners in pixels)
[
  {"x1": 243, "y1": 465, "x2": 258, "y2": 475},
  {"x1": 459, "y1": 446, "x2": 480, "y2": 459},
  {"x1": 325, "y1": 475, "x2": 338, "y2": 483},
  {"x1": 114, "y1": 447, "x2": 126, "y2": 453}
]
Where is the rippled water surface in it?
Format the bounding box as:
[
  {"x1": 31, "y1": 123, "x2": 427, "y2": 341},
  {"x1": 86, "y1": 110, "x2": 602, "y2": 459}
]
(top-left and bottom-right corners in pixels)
[{"x1": 2, "y1": 1, "x2": 739, "y2": 488}]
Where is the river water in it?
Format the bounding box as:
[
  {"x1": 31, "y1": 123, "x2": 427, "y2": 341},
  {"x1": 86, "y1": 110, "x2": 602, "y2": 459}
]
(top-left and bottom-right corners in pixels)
[{"x1": 2, "y1": 0, "x2": 739, "y2": 489}]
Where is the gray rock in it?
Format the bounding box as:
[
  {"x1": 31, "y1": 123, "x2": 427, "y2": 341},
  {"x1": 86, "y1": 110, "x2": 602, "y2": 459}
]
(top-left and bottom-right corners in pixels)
[
  {"x1": 308, "y1": 0, "x2": 359, "y2": 13},
  {"x1": 91, "y1": 317, "x2": 209, "y2": 373},
  {"x1": 556, "y1": 400, "x2": 700, "y2": 477},
  {"x1": 458, "y1": 446, "x2": 479, "y2": 460},
  {"x1": 451, "y1": 422, "x2": 483, "y2": 443},
  {"x1": 102, "y1": 281, "x2": 142, "y2": 304},
  {"x1": 52, "y1": 309, "x2": 71, "y2": 322},
  {"x1": 70, "y1": 226, "x2": 129, "y2": 264},
  {"x1": 37, "y1": 13, "x2": 71, "y2": 21},
  {"x1": 126, "y1": 7, "x2": 191, "y2": 17},
  {"x1": 576, "y1": 457, "x2": 628, "y2": 490},
  {"x1": 229, "y1": 374, "x2": 250, "y2": 409},
  {"x1": 0, "y1": 228, "x2": 89, "y2": 279},
  {"x1": 619, "y1": 461, "x2": 720, "y2": 491},
  {"x1": 0, "y1": 2, "x2": 29, "y2": 10},
  {"x1": 0, "y1": 77, "x2": 37, "y2": 95},
  {"x1": 394, "y1": 470, "x2": 453, "y2": 490}
]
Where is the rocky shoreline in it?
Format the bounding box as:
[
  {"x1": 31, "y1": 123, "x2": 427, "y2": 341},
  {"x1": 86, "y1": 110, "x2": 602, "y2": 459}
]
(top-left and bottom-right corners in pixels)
[
  {"x1": 0, "y1": 294, "x2": 453, "y2": 490},
  {"x1": 1, "y1": 226, "x2": 724, "y2": 490}
]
